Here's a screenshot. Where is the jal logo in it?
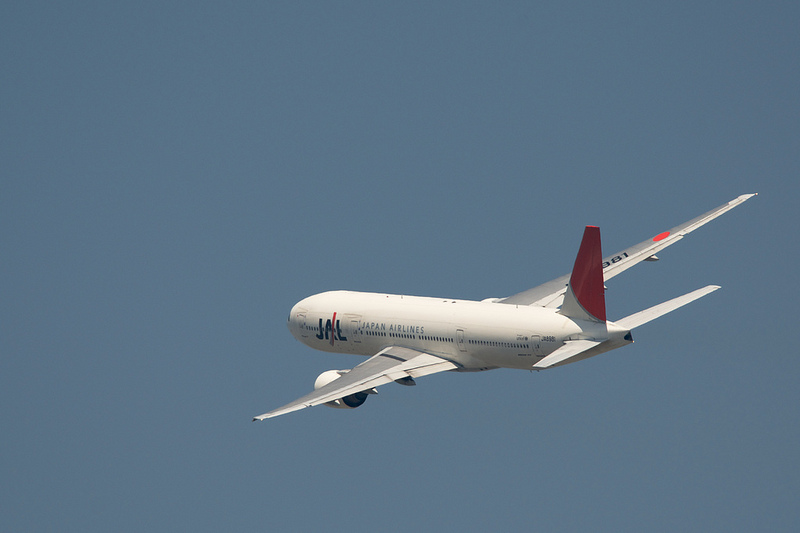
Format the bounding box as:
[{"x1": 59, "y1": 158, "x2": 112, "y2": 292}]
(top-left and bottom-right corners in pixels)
[{"x1": 315, "y1": 312, "x2": 348, "y2": 346}]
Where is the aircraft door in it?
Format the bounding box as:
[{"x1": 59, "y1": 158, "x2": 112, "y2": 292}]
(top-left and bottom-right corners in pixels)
[
  {"x1": 456, "y1": 329, "x2": 467, "y2": 352},
  {"x1": 349, "y1": 319, "x2": 361, "y2": 344},
  {"x1": 531, "y1": 335, "x2": 543, "y2": 356},
  {"x1": 297, "y1": 313, "x2": 308, "y2": 338},
  {"x1": 345, "y1": 314, "x2": 362, "y2": 345}
]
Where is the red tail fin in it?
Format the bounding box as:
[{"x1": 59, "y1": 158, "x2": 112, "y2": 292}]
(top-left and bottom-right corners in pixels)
[{"x1": 559, "y1": 226, "x2": 607, "y2": 322}]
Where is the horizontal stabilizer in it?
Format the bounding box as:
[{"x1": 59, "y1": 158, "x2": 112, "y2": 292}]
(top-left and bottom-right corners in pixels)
[
  {"x1": 615, "y1": 285, "x2": 721, "y2": 330},
  {"x1": 533, "y1": 339, "x2": 602, "y2": 369}
]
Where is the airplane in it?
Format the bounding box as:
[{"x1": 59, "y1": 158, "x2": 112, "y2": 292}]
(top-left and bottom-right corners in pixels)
[{"x1": 254, "y1": 194, "x2": 756, "y2": 420}]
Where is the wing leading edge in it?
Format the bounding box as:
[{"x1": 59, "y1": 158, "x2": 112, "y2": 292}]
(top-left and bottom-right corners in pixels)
[
  {"x1": 500, "y1": 194, "x2": 757, "y2": 307},
  {"x1": 253, "y1": 347, "x2": 457, "y2": 420}
]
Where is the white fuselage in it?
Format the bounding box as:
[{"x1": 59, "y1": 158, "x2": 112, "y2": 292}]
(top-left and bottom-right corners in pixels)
[{"x1": 288, "y1": 291, "x2": 632, "y2": 371}]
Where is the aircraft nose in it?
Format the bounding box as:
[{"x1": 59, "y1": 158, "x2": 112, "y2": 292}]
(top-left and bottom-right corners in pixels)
[
  {"x1": 287, "y1": 304, "x2": 298, "y2": 332},
  {"x1": 287, "y1": 302, "x2": 309, "y2": 339}
]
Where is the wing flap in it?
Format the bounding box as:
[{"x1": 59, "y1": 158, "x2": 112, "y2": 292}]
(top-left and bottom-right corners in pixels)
[{"x1": 253, "y1": 347, "x2": 458, "y2": 420}]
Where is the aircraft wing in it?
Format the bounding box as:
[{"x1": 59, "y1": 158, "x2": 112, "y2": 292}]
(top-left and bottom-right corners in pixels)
[
  {"x1": 253, "y1": 347, "x2": 458, "y2": 420},
  {"x1": 499, "y1": 194, "x2": 756, "y2": 307}
]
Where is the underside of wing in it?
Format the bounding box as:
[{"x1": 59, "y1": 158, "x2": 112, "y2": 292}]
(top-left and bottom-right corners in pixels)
[
  {"x1": 499, "y1": 194, "x2": 756, "y2": 307},
  {"x1": 253, "y1": 347, "x2": 458, "y2": 420}
]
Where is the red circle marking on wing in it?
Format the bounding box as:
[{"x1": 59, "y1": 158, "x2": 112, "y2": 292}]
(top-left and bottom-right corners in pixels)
[{"x1": 653, "y1": 231, "x2": 670, "y2": 242}]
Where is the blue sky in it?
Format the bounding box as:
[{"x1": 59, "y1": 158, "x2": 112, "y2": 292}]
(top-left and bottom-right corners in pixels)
[{"x1": 3, "y1": 2, "x2": 798, "y2": 531}]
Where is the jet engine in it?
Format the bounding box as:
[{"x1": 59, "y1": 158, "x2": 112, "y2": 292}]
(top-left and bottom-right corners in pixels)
[{"x1": 314, "y1": 370, "x2": 374, "y2": 409}]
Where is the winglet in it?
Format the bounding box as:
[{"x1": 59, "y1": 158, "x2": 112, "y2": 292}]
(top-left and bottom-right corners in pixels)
[{"x1": 559, "y1": 226, "x2": 607, "y2": 323}]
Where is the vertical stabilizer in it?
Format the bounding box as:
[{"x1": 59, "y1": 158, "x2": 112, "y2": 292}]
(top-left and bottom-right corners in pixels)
[{"x1": 559, "y1": 226, "x2": 607, "y2": 323}]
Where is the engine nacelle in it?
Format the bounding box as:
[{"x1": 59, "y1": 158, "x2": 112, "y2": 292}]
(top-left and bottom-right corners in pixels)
[{"x1": 314, "y1": 370, "x2": 370, "y2": 409}]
